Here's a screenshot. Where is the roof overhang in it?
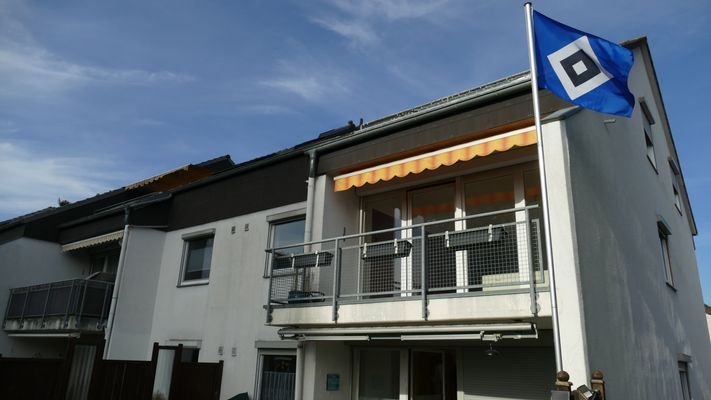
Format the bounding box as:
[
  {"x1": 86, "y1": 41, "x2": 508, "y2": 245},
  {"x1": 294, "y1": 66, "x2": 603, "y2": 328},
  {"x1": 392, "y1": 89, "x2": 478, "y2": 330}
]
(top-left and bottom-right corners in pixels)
[{"x1": 62, "y1": 230, "x2": 124, "y2": 252}]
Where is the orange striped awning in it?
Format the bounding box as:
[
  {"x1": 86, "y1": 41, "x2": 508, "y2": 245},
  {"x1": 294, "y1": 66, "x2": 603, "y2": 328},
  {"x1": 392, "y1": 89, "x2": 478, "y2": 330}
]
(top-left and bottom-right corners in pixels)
[{"x1": 333, "y1": 126, "x2": 537, "y2": 192}]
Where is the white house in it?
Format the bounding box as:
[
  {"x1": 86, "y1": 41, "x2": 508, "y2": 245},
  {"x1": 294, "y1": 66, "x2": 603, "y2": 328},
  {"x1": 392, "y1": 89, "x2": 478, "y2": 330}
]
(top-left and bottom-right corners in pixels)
[{"x1": 1, "y1": 37, "x2": 709, "y2": 400}]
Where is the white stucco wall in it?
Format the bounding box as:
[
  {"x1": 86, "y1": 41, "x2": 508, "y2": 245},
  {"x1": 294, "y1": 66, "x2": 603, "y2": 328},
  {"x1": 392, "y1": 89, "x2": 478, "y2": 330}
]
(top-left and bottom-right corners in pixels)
[
  {"x1": 561, "y1": 46, "x2": 711, "y2": 398},
  {"x1": 311, "y1": 174, "x2": 360, "y2": 241},
  {"x1": 105, "y1": 227, "x2": 166, "y2": 360},
  {"x1": 538, "y1": 119, "x2": 590, "y2": 385},
  {"x1": 146, "y1": 201, "x2": 306, "y2": 399},
  {"x1": 301, "y1": 341, "x2": 352, "y2": 400},
  {"x1": 0, "y1": 237, "x2": 87, "y2": 357}
]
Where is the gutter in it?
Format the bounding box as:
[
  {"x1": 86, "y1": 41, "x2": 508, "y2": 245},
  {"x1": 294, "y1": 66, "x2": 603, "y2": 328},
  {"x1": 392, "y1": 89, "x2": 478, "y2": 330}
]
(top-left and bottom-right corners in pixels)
[{"x1": 59, "y1": 192, "x2": 172, "y2": 230}]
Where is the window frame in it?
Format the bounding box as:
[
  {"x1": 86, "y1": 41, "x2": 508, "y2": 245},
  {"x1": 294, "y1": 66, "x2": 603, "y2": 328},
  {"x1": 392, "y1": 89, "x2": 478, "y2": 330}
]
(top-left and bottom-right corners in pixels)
[
  {"x1": 177, "y1": 229, "x2": 216, "y2": 287},
  {"x1": 264, "y1": 215, "x2": 306, "y2": 277},
  {"x1": 89, "y1": 248, "x2": 121, "y2": 275},
  {"x1": 678, "y1": 360, "x2": 692, "y2": 400},
  {"x1": 657, "y1": 220, "x2": 674, "y2": 288},
  {"x1": 254, "y1": 349, "x2": 297, "y2": 400},
  {"x1": 669, "y1": 158, "x2": 683, "y2": 215},
  {"x1": 640, "y1": 99, "x2": 658, "y2": 173}
]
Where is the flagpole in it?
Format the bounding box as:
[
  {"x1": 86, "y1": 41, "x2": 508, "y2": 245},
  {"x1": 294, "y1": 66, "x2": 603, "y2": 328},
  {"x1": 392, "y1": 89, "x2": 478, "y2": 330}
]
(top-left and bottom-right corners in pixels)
[{"x1": 524, "y1": 2, "x2": 563, "y2": 372}]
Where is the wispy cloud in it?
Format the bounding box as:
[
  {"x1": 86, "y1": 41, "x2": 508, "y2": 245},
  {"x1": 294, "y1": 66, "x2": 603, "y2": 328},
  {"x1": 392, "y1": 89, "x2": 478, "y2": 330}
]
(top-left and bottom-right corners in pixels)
[
  {"x1": 241, "y1": 105, "x2": 299, "y2": 116},
  {"x1": 259, "y1": 60, "x2": 351, "y2": 102},
  {"x1": 311, "y1": 17, "x2": 379, "y2": 47},
  {"x1": 0, "y1": 42, "x2": 194, "y2": 98},
  {"x1": 310, "y1": 0, "x2": 450, "y2": 47},
  {"x1": 0, "y1": 2, "x2": 194, "y2": 99},
  {"x1": 324, "y1": 0, "x2": 448, "y2": 20},
  {"x1": 0, "y1": 142, "x2": 127, "y2": 218}
]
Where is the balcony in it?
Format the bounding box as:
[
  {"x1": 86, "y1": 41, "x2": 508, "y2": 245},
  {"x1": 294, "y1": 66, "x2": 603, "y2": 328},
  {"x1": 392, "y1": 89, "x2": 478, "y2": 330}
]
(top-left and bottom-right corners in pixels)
[
  {"x1": 3, "y1": 277, "x2": 114, "y2": 333},
  {"x1": 266, "y1": 206, "x2": 550, "y2": 327}
]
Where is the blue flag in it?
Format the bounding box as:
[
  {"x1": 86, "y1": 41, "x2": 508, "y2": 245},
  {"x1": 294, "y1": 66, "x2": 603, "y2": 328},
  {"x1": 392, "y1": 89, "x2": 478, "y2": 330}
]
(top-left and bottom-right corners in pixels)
[{"x1": 533, "y1": 11, "x2": 635, "y2": 117}]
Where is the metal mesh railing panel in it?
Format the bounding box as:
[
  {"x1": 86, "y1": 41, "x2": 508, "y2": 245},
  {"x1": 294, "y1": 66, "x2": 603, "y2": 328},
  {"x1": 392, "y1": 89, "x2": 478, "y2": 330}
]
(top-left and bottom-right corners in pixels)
[
  {"x1": 339, "y1": 236, "x2": 420, "y2": 300},
  {"x1": 4, "y1": 279, "x2": 113, "y2": 324},
  {"x1": 268, "y1": 240, "x2": 336, "y2": 304},
  {"x1": 267, "y1": 207, "x2": 544, "y2": 307}
]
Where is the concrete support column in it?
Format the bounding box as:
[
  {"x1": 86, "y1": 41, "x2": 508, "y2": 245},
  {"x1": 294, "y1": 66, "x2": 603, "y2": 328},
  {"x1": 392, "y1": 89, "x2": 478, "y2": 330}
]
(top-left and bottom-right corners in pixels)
[{"x1": 541, "y1": 120, "x2": 590, "y2": 384}]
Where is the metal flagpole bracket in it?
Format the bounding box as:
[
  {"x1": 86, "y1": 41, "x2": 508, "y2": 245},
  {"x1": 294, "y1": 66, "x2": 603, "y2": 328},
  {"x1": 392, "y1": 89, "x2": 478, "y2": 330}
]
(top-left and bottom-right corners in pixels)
[{"x1": 524, "y1": 1, "x2": 564, "y2": 372}]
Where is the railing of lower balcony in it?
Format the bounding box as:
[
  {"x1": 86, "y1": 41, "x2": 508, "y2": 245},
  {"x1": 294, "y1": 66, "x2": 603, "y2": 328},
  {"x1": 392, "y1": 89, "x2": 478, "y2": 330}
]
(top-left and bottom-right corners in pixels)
[
  {"x1": 3, "y1": 278, "x2": 114, "y2": 331},
  {"x1": 266, "y1": 206, "x2": 547, "y2": 322}
]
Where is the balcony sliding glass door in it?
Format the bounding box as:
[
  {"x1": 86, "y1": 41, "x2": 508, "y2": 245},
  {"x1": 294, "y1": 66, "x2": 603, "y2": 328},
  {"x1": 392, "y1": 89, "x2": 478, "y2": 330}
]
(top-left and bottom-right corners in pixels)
[
  {"x1": 357, "y1": 163, "x2": 542, "y2": 296},
  {"x1": 408, "y1": 183, "x2": 456, "y2": 294}
]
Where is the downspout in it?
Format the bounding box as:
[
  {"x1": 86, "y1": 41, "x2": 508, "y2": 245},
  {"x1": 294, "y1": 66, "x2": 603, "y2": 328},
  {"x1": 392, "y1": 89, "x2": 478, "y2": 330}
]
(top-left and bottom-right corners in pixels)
[
  {"x1": 295, "y1": 150, "x2": 317, "y2": 400},
  {"x1": 304, "y1": 150, "x2": 318, "y2": 245},
  {"x1": 103, "y1": 206, "x2": 131, "y2": 359}
]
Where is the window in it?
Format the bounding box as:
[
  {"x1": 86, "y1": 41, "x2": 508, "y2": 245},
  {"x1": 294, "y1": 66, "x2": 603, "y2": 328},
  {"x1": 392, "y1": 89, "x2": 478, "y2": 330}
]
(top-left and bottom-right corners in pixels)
[
  {"x1": 179, "y1": 231, "x2": 214, "y2": 285},
  {"x1": 640, "y1": 99, "x2": 657, "y2": 171},
  {"x1": 256, "y1": 351, "x2": 296, "y2": 400},
  {"x1": 678, "y1": 361, "x2": 691, "y2": 400},
  {"x1": 180, "y1": 347, "x2": 200, "y2": 363},
  {"x1": 658, "y1": 220, "x2": 673, "y2": 287},
  {"x1": 669, "y1": 159, "x2": 683, "y2": 214},
  {"x1": 90, "y1": 249, "x2": 120, "y2": 275},
  {"x1": 266, "y1": 217, "x2": 305, "y2": 273},
  {"x1": 644, "y1": 125, "x2": 657, "y2": 170}
]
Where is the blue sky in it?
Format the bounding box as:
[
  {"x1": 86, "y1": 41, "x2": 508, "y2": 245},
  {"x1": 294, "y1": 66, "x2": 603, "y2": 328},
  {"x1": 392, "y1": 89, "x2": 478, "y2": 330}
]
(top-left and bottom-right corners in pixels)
[{"x1": 1, "y1": 0, "x2": 709, "y2": 301}]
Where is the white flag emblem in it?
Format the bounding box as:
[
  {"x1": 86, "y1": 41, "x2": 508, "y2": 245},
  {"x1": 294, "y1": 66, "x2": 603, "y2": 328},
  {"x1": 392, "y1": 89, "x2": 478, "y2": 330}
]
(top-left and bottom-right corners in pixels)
[{"x1": 547, "y1": 36, "x2": 613, "y2": 100}]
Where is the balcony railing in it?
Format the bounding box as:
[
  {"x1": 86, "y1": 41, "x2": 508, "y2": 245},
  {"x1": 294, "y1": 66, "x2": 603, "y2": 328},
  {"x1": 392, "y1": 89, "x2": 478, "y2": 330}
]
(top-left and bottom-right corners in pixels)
[
  {"x1": 3, "y1": 278, "x2": 114, "y2": 331},
  {"x1": 266, "y1": 206, "x2": 546, "y2": 322}
]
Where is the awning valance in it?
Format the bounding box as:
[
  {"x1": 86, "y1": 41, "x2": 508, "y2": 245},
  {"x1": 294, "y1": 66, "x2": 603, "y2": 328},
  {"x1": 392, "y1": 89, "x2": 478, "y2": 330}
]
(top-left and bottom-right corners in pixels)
[
  {"x1": 62, "y1": 230, "x2": 124, "y2": 252},
  {"x1": 333, "y1": 126, "x2": 537, "y2": 192}
]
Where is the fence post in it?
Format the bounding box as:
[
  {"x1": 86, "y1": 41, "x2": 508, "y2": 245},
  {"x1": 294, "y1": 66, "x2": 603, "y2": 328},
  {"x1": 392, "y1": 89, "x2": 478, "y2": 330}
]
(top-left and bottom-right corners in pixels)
[
  {"x1": 525, "y1": 208, "x2": 537, "y2": 316},
  {"x1": 214, "y1": 360, "x2": 224, "y2": 400},
  {"x1": 87, "y1": 339, "x2": 107, "y2": 400},
  {"x1": 146, "y1": 342, "x2": 160, "y2": 400},
  {"x1": 590, "y1": 370, "x2": 606, "y2": 400},
  {"x1": 98, "y1": 282, "x2": 111, "y2": 329},
  {"x1": 551, "y1": 370, "x2": 572, "y2": 400},
  {"x1": 76, "y1": 280, "x2": 88, "y2": 328},
  {"x1": 420, "y1": 228, "x2": 428, "y2": 320},
  {"x1": 63, "y1": 281, "x2": 76, "y2": 328},
  {"x1": 265, "y1": 250, "x2": 275, "y2": 324},
  {"x1": 57, "y1": 337, "x2": 78, "y2": 400},
  {"x1": 19, "y1": 287, "x2": 30, "y2": 329},
  {"x1": 168, "y1": 344, "x2": 183, "y2": 400},
  {"x1": 331, "y1": 239, "x2": 341, "y2": 322},
  {"x1": 40, "y1": 283, "x2": 52, "y2": 328}
]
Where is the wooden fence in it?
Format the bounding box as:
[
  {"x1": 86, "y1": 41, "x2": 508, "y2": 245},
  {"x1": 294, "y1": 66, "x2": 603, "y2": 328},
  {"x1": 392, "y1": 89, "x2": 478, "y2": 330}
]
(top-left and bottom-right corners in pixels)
[{"x1": 0, "y1": 340, "x2": 223, "y2": 400}]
